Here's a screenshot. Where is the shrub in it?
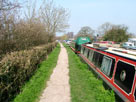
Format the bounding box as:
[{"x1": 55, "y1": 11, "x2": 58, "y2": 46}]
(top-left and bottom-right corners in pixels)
[
  {"x1": 0, "y1": 42, "x2": 57, "y2": 102},
  {"x1": 13, "y1": 43, "x2": 60, "y2": 102}
]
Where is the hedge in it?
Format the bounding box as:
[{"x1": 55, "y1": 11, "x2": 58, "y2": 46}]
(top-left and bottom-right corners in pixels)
[{"x1": 0, "y1": 42, "x2": 57, "y2": 102}]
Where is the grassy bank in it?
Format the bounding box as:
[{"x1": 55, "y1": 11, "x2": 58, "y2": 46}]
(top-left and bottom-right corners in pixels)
[
  {"x1": 13, "y1": 44, "x2": 60, "y2": 102},
  {"x1": 64, "y1": 44, "x2": 115, "y2": 102}
]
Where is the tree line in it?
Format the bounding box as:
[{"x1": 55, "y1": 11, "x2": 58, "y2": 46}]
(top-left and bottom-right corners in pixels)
[
  {"x1": 72, "y1": 22, "x2": 134, "y2": 42},
  {"x1": 0, "y1": 0, "x2": 69, "y2": 55}
]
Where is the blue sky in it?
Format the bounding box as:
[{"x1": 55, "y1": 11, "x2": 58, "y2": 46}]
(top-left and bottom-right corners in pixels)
[{"x1": 54, "y1": 0, "x2": 136, "y2": 36}]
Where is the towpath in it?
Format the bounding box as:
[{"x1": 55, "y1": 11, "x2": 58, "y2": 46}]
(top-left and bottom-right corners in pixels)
[{"x1": 39, "y1": 43, "x2": 71, "y2": 102}]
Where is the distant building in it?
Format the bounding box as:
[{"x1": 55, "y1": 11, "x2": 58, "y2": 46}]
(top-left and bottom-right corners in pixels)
[{"x1": 67, "y1": 32, "x2": 74, "y2": 40}]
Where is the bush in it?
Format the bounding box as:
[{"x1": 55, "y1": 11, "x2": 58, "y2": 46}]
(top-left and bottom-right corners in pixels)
[
  {"x1": 0, "y1": 42, "x2": 57, "y2": 102},
  {"x1": 13, "y1": 43, "x2": 60, "y2": 102},
  {"x1": 0, "y1": 0, "x2": 69, "y2": 55}
]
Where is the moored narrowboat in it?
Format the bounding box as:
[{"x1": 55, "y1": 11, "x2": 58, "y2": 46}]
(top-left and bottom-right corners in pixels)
[
  {"x1": 70, "y1": 37, "x2": 91, "y2": 53},
  {"x1": 79, "y1": 44, "x2": 136, "y2": 102}
]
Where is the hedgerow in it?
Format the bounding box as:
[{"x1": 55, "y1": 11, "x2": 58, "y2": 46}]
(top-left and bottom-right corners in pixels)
[
  {"x1": 14, "y1": 43, "x2": 60, "y2": 102},
  {"x1": 0, "y1": 42, "x2": 57, "y2": 102}
]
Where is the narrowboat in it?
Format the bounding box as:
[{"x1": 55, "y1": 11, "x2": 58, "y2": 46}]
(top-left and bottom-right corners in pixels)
[
  {"x1": 70, "y1": 37, "x2": 91, "y2": 53},
  {"x1": 78, "y1": 44, "x2": 136, "y2": 102}
]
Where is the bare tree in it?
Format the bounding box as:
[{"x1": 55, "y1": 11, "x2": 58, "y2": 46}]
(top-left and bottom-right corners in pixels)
[
  {"x1": 39, "y1": 0, "x2": 69, "y2": 37},
  {"x1": 0, "y1": 0, "x2": 69, "y2": 54},
  {"x1": 75, "y1": 26, "x2": 94, "y2": 40},
  {"x1": 78, "y1": 26, "x2": 94, "y2": 36},
  {"x1": 0, "y1": 0, "x2": 20, "y2": 14}
]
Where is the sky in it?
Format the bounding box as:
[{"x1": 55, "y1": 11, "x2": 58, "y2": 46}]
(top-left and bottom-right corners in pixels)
[{"x1": 53, "y1": 0, "x2": 136, "y2": 36}]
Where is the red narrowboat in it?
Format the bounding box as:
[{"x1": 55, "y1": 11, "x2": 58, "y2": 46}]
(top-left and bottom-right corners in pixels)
[{"x1": 78, "y1": 44, "x2": 136, "y2": 102}]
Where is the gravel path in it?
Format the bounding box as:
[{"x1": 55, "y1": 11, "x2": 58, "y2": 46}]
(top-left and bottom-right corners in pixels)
[{"x1": 39, "y1": 43, "x2": 71, "y2": 102}]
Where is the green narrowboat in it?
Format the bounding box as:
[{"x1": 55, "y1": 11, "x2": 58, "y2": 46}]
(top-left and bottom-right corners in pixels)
[{"x1": 75, "y1": 37, "x2": 91, "y2": 53}]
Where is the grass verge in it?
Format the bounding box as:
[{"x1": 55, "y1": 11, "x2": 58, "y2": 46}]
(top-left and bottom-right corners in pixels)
[
  {"x1": 13, "y1": 44, "x2": 60, "y2": 102},
  {"x1": 64, "y1": 44, "x2": 115, "y2": 102}
]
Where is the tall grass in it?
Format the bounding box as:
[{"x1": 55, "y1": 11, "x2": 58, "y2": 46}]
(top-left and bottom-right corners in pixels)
[
  {"x1": 13, "y1": 44, "x2": 60, "y2": 102},
  {"x1": 64, "y1": 44, "x2": 115, "y2": 102}
]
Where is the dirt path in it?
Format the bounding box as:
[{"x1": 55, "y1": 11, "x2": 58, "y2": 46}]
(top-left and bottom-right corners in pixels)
[{"x1": 39, "y1": 43, "x2": 71, "y2": 102}]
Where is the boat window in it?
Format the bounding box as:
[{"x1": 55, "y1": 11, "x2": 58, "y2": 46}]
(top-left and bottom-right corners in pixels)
[
  {"x1": 83, "y1": 47, "x2": 85, "y2": 54},
  {"x1": 81, "y1": 46, "x2": 84, "y2": 54},
  {"x1": 92, "y1": 52, "x2": 104, "y2": 68},
  {"x1": 109, "y1": 58, "x2": 115, "y2": 78},
  {"x1": 101, "y1": 56, "x2": 112, "y2": 76},
  {"x1": 114, "y1": 61, "x2": 135, "y2": 94},
  {"x1": 97, "y1": 53, "x2": 104, "y2": 68},
  {"x1": 100, "y1": 56, "x2": 115, "y2": 78},
  {"x1": 84, "y1": 48, "x2": 88, "y2": 57},
  {"x1": 92, "y1": 52, "x2": 98, "y2": 64},
  {"x1": 87, "y1": 49, "x2": 90, "y2": 58},
  {"x1": 88, "y1": 50, "x2": 94, "y2": 61}
]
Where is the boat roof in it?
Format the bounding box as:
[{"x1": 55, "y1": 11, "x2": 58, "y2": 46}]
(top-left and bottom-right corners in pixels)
[
  {"x1": 85, "y1": 44, "x2": 136, "y2": 61},
  {"x1": 128, "y1": 38, "x2": 136, "y2": 41},
  {"x1": 75, "y1": 37, "x2": 91, "y2": 45}
]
